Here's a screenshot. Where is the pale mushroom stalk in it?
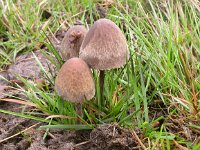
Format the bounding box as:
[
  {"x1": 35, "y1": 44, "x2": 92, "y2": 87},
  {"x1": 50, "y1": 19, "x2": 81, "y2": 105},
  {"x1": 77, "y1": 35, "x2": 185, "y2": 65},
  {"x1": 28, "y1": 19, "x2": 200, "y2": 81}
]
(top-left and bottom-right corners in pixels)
[
  {"x1": 75, "y1": 103, "x2": 82, "y2": 123},
  {"x1": 99, "y1": 70, "x2": 105, "y2": 105},
  {"x1": 75, "y1": 95, "x2": 88, "y2": 123}
]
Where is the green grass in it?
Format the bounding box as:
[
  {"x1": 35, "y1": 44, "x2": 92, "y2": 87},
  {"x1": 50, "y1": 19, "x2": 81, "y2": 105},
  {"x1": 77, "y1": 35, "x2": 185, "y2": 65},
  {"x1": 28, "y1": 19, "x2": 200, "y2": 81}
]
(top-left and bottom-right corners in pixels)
[{"x1": 0, "y1": 0, "x2": 200, "y2": 149}]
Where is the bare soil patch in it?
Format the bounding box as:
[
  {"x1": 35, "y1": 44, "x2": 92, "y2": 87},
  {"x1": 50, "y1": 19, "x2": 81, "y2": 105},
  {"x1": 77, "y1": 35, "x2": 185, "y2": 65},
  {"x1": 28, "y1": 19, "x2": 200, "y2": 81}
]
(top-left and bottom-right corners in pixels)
[{"x1": 0, "y1": 101, "x2": 142, "y2": 150}]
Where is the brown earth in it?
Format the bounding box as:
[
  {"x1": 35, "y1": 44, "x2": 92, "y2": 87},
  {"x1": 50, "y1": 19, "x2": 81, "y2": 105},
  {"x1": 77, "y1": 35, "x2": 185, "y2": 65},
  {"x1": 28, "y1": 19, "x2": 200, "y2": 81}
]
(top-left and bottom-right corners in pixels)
[{"x1": 0, "y1": 101, "x2": 141, "y2": 150}]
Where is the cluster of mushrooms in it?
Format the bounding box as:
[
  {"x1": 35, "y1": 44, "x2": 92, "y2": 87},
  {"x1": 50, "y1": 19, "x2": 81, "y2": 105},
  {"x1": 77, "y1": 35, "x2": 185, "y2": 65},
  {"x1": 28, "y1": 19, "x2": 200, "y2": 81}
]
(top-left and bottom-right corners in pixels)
[{"x1": 55, "y1": 18, "x2": 129, "y2": 119}]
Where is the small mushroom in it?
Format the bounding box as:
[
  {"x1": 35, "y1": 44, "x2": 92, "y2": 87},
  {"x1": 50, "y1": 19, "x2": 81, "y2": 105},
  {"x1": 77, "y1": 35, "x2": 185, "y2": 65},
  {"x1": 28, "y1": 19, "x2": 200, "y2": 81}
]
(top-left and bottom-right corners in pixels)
[
  {"x1": 79, "y1": 18, "x2": 129, "y2": 104},
  {"x1": 55, "y1": 57, "x2": 95, "y2": 121},
  {"x1": 60, "y1": 25, "x2": 88, "y2": 61}
]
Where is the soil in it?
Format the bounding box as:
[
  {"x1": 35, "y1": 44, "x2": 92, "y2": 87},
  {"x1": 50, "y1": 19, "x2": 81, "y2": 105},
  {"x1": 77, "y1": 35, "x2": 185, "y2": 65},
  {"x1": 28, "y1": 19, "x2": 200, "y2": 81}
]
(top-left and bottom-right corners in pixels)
[{"x1": 0, "y1": 101, "x2": 142, "y2": 150}]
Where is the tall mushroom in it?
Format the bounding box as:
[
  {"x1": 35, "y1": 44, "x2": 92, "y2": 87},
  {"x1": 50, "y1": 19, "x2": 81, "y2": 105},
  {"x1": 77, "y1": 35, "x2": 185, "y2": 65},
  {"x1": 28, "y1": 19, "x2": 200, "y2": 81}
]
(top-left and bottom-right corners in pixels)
[
  {"x1": 55, "y1": 57, "x2": 95, "y2": 121},
  {"x1": 60, "y1": 25, "x2": 88, "y2": 61},
  {"x1": 79, "y1": 18, "x2": 129, "y2": 105}
]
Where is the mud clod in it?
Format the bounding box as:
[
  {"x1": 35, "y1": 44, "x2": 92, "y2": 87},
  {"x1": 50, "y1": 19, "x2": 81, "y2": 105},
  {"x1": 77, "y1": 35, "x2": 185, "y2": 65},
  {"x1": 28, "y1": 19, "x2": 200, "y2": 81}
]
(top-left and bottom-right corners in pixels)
[
  {"x1": 8, "y1": 50, "x2": 55, "y2": 80},
  {"x1": 90, "y1": 124, "x2": 138, "y2": 150}
]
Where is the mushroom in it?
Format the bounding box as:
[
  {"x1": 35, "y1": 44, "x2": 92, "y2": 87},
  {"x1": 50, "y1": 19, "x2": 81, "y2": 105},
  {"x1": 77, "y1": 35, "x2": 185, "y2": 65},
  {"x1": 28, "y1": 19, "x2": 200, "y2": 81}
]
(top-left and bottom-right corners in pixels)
[
  {"x1": 55, "y1": 57, "x2": 95, "y2": 121},
  {"x1": 60, "y1": 25, "x2": 88, "y2": 61},
  {"x1": 79, "y1": 18, "x2": 129, "y2": 104}
]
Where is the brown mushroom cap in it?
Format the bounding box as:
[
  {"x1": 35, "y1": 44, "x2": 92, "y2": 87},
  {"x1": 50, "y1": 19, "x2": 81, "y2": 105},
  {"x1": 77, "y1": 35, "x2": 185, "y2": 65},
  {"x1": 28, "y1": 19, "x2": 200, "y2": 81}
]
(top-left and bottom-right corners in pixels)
[
  {"x1": 55, "y1": 57, "x2": 95, "y2": 103},
  {"x1": 79, "y1": 18, "x2": 129, "y2": 70},
  {"x1": 60, "y1": 25, "x2": 88, "y2": 61}
]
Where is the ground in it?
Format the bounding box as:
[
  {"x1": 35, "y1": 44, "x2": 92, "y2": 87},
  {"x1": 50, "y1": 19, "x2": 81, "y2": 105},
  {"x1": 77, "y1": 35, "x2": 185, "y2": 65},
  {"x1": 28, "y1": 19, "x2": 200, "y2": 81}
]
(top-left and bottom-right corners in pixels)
[{"x1": 0, "y1": 103, "x2": 141, "y2": 150}]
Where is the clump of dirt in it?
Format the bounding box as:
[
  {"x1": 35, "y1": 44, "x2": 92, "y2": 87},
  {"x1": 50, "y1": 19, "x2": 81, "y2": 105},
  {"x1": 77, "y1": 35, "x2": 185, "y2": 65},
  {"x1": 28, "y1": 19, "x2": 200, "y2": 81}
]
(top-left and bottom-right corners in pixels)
[
  {"x1": 0, "y1": 50, "x2": 56, "y2": 99},
  {"x1": 90, "y1": 124, "x2": 139, "y2": 150},
  {"x1": 8, "y1": 50, "x2": 55, "y2": 80}
]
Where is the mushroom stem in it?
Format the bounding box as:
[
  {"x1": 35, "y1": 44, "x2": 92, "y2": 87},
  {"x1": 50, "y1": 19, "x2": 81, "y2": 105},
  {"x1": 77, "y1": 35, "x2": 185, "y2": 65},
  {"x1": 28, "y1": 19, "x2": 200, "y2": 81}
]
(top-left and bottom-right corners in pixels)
[
  {"x1": 99, "y1": 70, "x2": 105, "y2": 106},
  {"x1": 75, "y1": 103, "x2": 82, "y2": 124}
]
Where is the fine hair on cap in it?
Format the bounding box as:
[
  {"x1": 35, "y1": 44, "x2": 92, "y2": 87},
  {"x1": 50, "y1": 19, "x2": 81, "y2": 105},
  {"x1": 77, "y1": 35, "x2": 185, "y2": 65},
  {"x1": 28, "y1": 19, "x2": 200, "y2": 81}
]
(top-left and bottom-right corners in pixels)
[
  {"x1": 80, "y1": 18, "x2": 129, "y2": 70},
  {"x1": 55, "y1": 57, "x2": 95, "y2": 103}
]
